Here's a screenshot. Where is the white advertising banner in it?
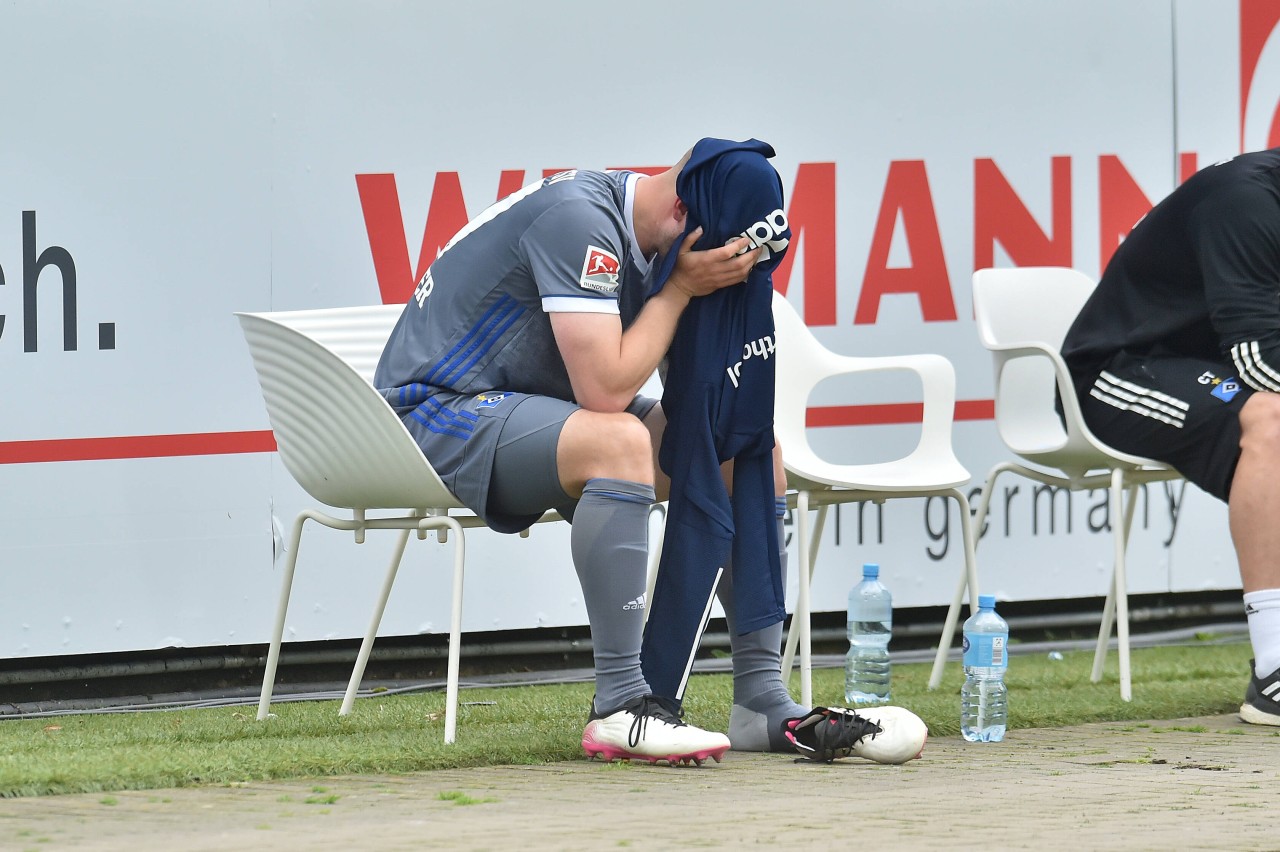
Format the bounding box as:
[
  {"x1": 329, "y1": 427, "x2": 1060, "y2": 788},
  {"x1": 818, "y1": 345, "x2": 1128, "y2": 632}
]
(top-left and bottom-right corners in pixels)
[{"x1": 0, "y1": 0, "x2": 1267, "y2": 658}]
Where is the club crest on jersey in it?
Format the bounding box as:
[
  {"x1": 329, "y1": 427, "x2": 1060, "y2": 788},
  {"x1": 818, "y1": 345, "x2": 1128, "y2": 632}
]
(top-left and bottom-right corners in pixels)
[
  {"x1": 579, "y1": 245, "x2": 621, "y2": 295},
  {"x1": 474, "y1": 391, "x2": 512, "y2": 409},
  {"x1": 1211, "y1": 378, "x2": 1241, "y2": 402},
  {"x1": 1199, "y1": 370, "x2": 1242, "y2": 402}
]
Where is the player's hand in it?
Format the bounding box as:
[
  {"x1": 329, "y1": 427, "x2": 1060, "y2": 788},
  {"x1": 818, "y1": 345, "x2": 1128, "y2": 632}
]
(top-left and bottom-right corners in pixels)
[{"x1": 665, "y1": 228, "x2": 761, "y2": 299}]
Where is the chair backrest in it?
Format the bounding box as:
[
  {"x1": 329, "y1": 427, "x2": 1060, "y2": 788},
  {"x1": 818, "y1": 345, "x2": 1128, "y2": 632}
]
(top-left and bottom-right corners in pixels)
[
  {"x1": 770, "y1": 289, "x2": 838, "y2": 464},
  {"x1": 772, "y1": 289, "x2": 895, "y2": 476},
  {"x1": 236, "y1": 304, "x2": 466, "y2": 511},
  {"x1": 771, "y1": 289, "x2": 969, "y2": 491},
  {"x1": 972, "y1": 266, "x2": 1167, "y2": 477}
]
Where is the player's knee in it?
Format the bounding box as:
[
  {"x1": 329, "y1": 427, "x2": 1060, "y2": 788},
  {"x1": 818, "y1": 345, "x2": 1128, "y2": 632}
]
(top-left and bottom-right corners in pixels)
[
  {"x1": 1240, "y1": 392, "x2": 1280, "y2": 452},
  {"x1": 613, "y1": 414, "x2": 654, "y2": 466},
  {"x1": 593, "y1": 413, "x2": 655, "y2": 481}
]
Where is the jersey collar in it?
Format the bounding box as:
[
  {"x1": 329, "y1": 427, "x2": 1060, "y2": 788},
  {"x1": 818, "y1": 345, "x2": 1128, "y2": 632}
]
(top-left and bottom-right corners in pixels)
[{"x1": 623, "y1": 172, "x2": 651, "y2": 274}]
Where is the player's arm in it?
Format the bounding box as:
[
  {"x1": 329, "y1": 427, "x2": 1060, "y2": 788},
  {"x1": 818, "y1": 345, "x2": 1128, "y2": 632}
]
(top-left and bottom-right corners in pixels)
[{"x1": 553, "y1": 230, "x2": 759, "y2": 412}]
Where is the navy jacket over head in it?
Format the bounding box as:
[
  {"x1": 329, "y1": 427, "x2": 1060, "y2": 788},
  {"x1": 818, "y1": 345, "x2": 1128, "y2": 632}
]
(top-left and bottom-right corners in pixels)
[{"x1": 640, "y1": 138, "x2": 792, "y2": 700}]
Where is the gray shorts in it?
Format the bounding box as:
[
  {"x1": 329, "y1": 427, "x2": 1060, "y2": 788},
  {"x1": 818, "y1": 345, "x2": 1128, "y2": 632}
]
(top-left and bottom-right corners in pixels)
[{"x1": 401, "y1": 389, "x2": 657, "y2": 533}]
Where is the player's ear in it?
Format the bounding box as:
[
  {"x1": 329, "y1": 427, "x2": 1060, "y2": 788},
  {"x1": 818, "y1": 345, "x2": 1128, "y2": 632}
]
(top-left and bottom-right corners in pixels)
[{"x1": 674, "y1": 197, "x2": 688, "y2": 220}]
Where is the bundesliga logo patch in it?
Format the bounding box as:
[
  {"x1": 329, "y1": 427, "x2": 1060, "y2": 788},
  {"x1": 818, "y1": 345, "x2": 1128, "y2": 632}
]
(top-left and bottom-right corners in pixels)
[{"x1": 578, "y1": 245, "x2": 620, "y2": 295}]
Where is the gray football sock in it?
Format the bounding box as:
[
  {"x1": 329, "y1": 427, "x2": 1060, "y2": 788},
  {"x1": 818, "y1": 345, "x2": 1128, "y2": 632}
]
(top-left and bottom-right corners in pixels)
[
  {"x1": 724, "y1": 513, "x2": 807, "y2": 751},
  {"x1": 571, "y1": 477, "x2": 655, "y2": 716}
]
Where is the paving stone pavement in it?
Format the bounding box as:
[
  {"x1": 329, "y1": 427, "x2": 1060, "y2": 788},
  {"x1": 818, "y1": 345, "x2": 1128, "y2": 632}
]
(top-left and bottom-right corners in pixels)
[{"x1": 0, "y1": 713, "x2": 1274, "y2": 851}]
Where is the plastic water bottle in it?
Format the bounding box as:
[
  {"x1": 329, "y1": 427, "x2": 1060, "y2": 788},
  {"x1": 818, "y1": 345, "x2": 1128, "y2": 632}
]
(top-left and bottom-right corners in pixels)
[
  {"x1": 845, "y1": 563, "x2": 892, "y2": 705},
  {"x1": 961, "y1": 594, "x2": 1009, "y2": 742}
]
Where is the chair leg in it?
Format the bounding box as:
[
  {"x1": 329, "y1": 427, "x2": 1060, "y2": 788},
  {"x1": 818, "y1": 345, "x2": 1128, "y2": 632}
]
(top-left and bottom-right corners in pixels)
[
  {"x1": 969, "y1": 462, "x2": 1020, "y2": 550},
  {"x1": 257, "y1": 511, "x2": 310, "y2": 721},
  {"x1": 929, "y1": 488, "x2": 981, "y2": 689},
  {"x1": 781, "y1": 498, "x2": 827, "y2": 698},
  {"x1": 642, "y1": 502, "x2": 667, "y2": 628},
  {"x1": 440, "y1": 516, "x2": 467, "y2": 744},
  {"x1": 778, "y1": 498, "x2": 829, "y2": 675},
  {"x1": 957, "y1": 490, "x2": 981, "y2": 616},
  {"x1": 1092, "y1": 473, "x2": 1137, "y2": 701},
  {"x1": 929, "y1": 472, "x2": 999, "y2": 689},
  {"x1": 797, "y1": 491, "x2": 814, "y2": 708},
  {"x1": 341, "y1": 516, "x2": 467, "y2": 743},
  {"x1": 1092, "y1": 572, "x2": 1118, "y2": 682},
  {"x1": 1115, "y1": 479, "x2": 1138, "y2": 702},
  {"x1": 339, "y1": 528, "x2": 413, "y2": 716},
  {"x1": 930, "y1": 567, "x2": 971, "y2": 690}
]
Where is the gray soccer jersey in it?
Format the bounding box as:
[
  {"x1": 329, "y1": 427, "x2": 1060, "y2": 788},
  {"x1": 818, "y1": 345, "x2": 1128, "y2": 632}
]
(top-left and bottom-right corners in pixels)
[
  {"x1": 373, "y1": 169, "x2": 657, "y2": 531},
  {"x1": 375, "y1": 169, "x2": 655, "y2": 409}
]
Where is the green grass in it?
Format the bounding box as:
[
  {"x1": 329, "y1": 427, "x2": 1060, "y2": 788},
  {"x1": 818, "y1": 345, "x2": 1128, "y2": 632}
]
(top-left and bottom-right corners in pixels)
[{"x1": 0, "y1": 641, "x2": 1252, "y2": 799}]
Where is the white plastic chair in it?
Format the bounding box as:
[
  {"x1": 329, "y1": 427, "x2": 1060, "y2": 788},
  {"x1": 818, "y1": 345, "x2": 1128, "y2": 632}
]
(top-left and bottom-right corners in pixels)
[
  {"x1": 953, "y1": 267, "x2": 1183, "y2": 701},
  {"x1": 771, "y1": 291, "x2": 980, "y2": 706},
  {"x1": 236, "y1": 305, "x2": 561, "y2": 743}
]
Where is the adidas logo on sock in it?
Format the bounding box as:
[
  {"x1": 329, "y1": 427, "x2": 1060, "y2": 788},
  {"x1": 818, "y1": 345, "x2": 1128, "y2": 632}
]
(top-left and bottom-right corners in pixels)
[{"x1": 623, "y1": 593, "x2": 646, "y2": 611}]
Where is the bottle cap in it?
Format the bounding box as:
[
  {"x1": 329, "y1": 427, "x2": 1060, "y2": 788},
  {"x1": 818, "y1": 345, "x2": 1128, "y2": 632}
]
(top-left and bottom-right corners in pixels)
[
  {"x1": 862, "y1": 563, "x2": 879, "y2": 579},
  {"x1": 979, "y1": 594, "x2": 997, "y2": 609}
]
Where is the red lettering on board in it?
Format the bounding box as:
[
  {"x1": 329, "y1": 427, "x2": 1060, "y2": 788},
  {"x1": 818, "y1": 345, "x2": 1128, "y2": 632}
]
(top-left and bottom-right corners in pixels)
[
  {"x1": 1097, "y1": 155, "x2": 1153, "y2": 271},
  {"x1": 974, "y1": 156, "x2": 1072, "y2": 271},
  {"x1": 856, "y1": 160, "x2": 954, "y2": 324},
  {"x1": 356, "y1": 171, "x2": 469, "y2": 305},
  {"x1": 772, "y1": 161, "x2": 837, "y2": 325}
]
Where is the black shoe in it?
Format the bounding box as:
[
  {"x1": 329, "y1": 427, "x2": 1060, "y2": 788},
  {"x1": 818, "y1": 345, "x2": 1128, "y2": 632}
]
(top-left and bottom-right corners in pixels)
[
  {"x1": 782, "y1": 705, "x2": 928, "y2": 764},
  {"x1": 1240, "y1": 659, "x2": 1280, "y2": 726}
]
